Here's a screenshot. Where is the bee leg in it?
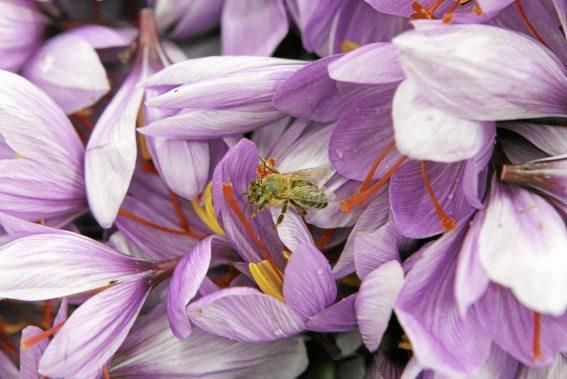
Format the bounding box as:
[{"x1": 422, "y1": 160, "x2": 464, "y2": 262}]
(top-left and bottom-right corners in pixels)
[
  {"x1": 275, "y1": 201, "x2": 289, "y2": 228},
  {"x1": 252, "y1": 202, "x2": 266, "y2": 217},
  {"x1": 290, "y1": 200, "x2": 307, "y2": 217}
]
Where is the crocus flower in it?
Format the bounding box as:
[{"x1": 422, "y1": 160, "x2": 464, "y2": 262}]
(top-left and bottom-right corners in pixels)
[
  {"x1": 109, "y1": 305, "x2": 309, "y2": 378},
  {"x1": 0, "y1": 70, "x2": 85, "y2": 224},
  {"x1": 0, "y1": 0, "x2": 46, "y2": 72},
  {"x1": 86, "y1": 9, "x2": 197, "y2": 228}
]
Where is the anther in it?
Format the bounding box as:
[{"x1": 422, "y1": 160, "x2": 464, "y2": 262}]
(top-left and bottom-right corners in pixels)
[{"x1": 419, "y1": 161, "x2": 456, "y2": 232}]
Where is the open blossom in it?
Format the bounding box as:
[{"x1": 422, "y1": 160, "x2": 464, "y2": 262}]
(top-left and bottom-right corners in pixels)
[{"x1": 0, "y1": 1, "x2": 565, "y2": 377}]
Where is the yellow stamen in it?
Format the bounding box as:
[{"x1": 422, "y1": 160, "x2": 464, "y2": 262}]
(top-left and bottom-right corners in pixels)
[
  {"x1": 15, "y1": 152, "x2": 24, "y2": 160},
  {"x1": 340, "y1": 40, "x2": 361, "y2": 53},
  {"x1": 399, "y1": 334, "x2": 413, "y2": 350},
  {"x1": 191, "y1": 182, "x2": 224, "y2": 235},
  {"x1": 249, "y1": 260, "x2": 284, "y2": 301},
  {"x1": 340, "y1": 274, "x2": 361, "y2": 287}
]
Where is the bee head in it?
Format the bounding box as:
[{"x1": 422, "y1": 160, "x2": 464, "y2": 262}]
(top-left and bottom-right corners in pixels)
[{"x1": 247, "y1": 178, "x2": 263, "y2": 204}]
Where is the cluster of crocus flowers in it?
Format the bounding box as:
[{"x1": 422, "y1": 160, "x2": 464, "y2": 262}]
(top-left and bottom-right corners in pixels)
[{"x1": 0, "y1": 0, "x2": 565, "y2": 377}]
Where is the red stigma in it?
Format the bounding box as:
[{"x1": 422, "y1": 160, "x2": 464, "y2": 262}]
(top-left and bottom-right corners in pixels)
[
  {"x1": 419, "y1": 161, "x2": 456, "y2": 232},
  {"x1": 21, "y1": 321, "x2": 65, "y2": 351},
  {"x1": 222, "y1": 183, "x2": 282, "y2": 277},
  {"x1": 532, "y1": 312, "x2": 543, "y2": 361}
]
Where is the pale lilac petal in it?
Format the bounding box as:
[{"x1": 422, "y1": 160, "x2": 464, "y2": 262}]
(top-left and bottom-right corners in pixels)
[
  {"x1": 329, "y1": 43, "x2": 404, "y2": 84},
  {"x1": 478, "y1": 179, "x2": 567, "y2": 315},
  {"x1": 393, "y1": 24, "x2": 567, "y2": 120},
  {"x1": 467, "y1": 345, "x2": 519, "y2": 379},
  {"x1": 0, "y1": 0, "x2": 46, "y2": 72},
  {"x1": 553, "y1": 0, "x2": 567, "y2": 39},
  {"x1": 475, "y1": 284, "x2": 567, "y2": 367},
  {"x1": 0, "y1": 71, "x2": 85, "y2": 220},
  {"x1": 85, "y1": 60, "x2": 144, "y2": 228},
  {"x1": 66, "y1": 25, "x2": 137, "y2": 49},
  {"x1": 0, "y1": 349, "x2": 17, "y2": 378},
  {"x1": 355, "y1": 261, "x2": 404, "y2": 352},
  {"x1": 167, "y1": 236, "x2": 214, "y2": 339},
  {"x1": 146, "y1": 56, "x2": 301, "y2": 87},
  {"x1": 187, "y1": 287, "x2": 305, "y2": 342},
  {"x1": 364, "y1": 0, "x2": 416, "y2": 17},
  {"x1": 500, "y1": 122, "x2": 567, "y2": 156},
  {"x1": 111, "y1": 308, "x2": 308, "y2": 378},
  {"x1": 283, "y1": 243, "x2": 336, "y2": 319},
  {"x1": 170, "y1": 1, "x2": 223, "y2": 39},
  {"x1": 517, "y1": 353, "x2": 567, "y2": 379},
  {"x1": 306, "y1": 294, "x2": 357, "y2": 332},
  {"x1": 271, "y1": 207, "x2": 314, "y2": 253},
  {"x1": 369, "y1": 351, "x2": 403, "y2": 379},
  {"x1": 23, "y1": 32, "x2": 110, "y2": 114},
  {"x1": 20, "y1": 326, "x2": 49, "y2": 379},
  {"x1": 114, "y1": 196, "x2": 199, "y2": 260},
  {"x1": 149, "y1": 138, "x2": 209, "y2": 199},
  {"x1": 39, "y1": 278, "x2": 150, "y2": 378},
  {"x1": 0, "y1": 233, "x2": 151, "y2": 300},
  {"x1": 54, "y1": 297, "x2": 68, "y2": 325},
  {"x1": 454, "y1": 211, "x2": 490, "y2": 316},
  {"x1": 393, "y1": 80, "x2": 491, "y2": 162},
  {"x1": 333, "y1": 196, "x2": 390, "y2": 279},
  {"x1": 395, "y1": 228, "x2": 492, "y2": 376},
  {"x1": 140, "y1": 106, "x2": 287, "y2": 139},
  {"x1": 354, "y1": 223, "x2": 402, "y2": 280},
  {"x1": 276, "y1": 123, "x2": 335, "y2": 173},
  {"x1": 222, "y1": 0, "x2": 288, "y2": 56}
]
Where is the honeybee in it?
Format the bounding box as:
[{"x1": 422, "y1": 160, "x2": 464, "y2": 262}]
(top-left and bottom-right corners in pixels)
[{"x1": 247, "y1": 157, "x2": 333, "y2": 226}]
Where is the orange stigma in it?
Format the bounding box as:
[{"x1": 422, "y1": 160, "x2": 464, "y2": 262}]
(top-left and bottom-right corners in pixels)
[
  {"x1": 103, "y1": 364, "x2": 111, "y2": 379},
  {"x1": 340, "y1": 156, "x2": 408, "y2": 213},
  {"x1": 410, "y1": 0, "x2": 483, "y2": 21},
  {"x1": 21, "y1": 321, "x2": 65, "y2": 351},
  {"x1": 315, "y1": 228, "x2": 335, "y2": 250},
  {"x1": 117, "y1": 208, "x2": 204, "y2": 239},
  {"x1": 419, "y1": 161, "x2": 456, "y2": 232},
  {"x1": 532, "y1": 312, "x2": 543, "y2": 361},
  {"x1": 222, "y1": 183, "x2": 282, "y2": 277},
  {"x1": 42, "y1": 300, "x2": 52, "y2": 329}
]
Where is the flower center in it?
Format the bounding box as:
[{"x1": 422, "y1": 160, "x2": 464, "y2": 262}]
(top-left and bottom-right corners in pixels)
[
  {"x1": 191, "y1": 182, "x2": 225, "y2": 235},
  {"x1": 410, "y1": 0, "x2": 483, "y2": 23},
  {"x1": 222, "y1": 183, "x2": 282, "y2": 277}
]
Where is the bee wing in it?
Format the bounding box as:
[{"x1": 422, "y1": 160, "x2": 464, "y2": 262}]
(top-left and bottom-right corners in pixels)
[{"x1": 285, "y1": 167, "x2": 334, "y2": 187}]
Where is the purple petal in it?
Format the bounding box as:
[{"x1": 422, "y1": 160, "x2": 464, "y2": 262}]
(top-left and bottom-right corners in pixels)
[
  {"x1": 395, "y1": 228, "x2": 492, "y2": 376},
  {"x1": 329, "y1": 99, "x2": 400, "y2": 181},
  {"x1": 20, "y1": 326, "x2": 49, "y2": 379},
  {"x1": 167, "y1": 236, "x2": 214, "y2": 339},
  {"x1": 306, "y1": 294, "x2": 357, "y2": 333},
  {"x1": 477, "y1": 179, "x2": 567, "y2": 315},
  {"x1": 283, "y1": 243, "x2": 336, "y2": 319},
  {"x1": 39, "y1": 278, "x2": 150, "y2": 377},
  {"x1": 393, "y1": 80, "x2": 491, "y2": 162},
  {"x1": 333, "y1": 196, "x2": 390, "y2": 279},
  {"x1": 354, "y1": 223, "x2": 402, "y2": 280},
  {"x1": 454, "y1": 211, "x2": 490, "y2": 316},
  {"x1": 111, "y1": 308, "x2": 308, "y2": 377},
  {"x1": 148, "y1": 138, "x2": 209, "y2": 199},
  {"x1": 393, "y1": 24, "x2": 567, "y2": 120},
  {"x1": 272, "y1": 207, "x2": 314, "y2": 253},
  {"x1": 212, "y1": 139, "x2": 285, "y2": 265},
  {"x1": 187, "y1": 287, "x2": 305, "y2": 342},
  {"x1": 85, "y1": 57, "x2": 144, "y2": 228},
  {"x1": 0, "y1": 349, "x2": 17, "y2": 378},
  {"x1": 355, "y1": 261, "x2": 404, "y2": 352},
  {"x1": 329, "y1": 43, "x2": 404, "y2": 84},
  {"x1": 475, "y1": 284, "x2": 567, "y2": 367},
  {"x1": 500, "y1": 122, "x2": 567, "y2": 156},
  {"x1": 516, "y1": 353, "x2": 567, "y2": 379},
  {"x1": 0, "y1": 233, "x2": 150, "y2": 300},
  {"x1": 390, "y1": 160, "x2": 475, "y2": 238},
  {"x1": 222, "y1": 0, "x2": 288, "y2": 56},
  {"x1": 170, "y1": 1, "x2": 223, "y2": 39},
  {"x1": 22, "y1": 32, "x2": 110, "y2": 114},
  {"x1": 273, "y1": 54, "x2": 380, "y2": 122},
  {"x1": 0, "y1": 0, "x2": 46, "y2": 72}
]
